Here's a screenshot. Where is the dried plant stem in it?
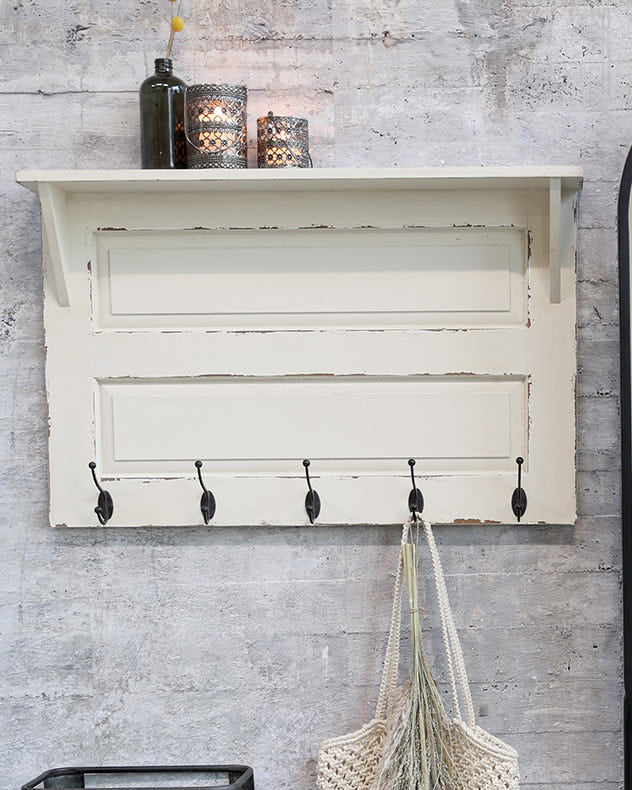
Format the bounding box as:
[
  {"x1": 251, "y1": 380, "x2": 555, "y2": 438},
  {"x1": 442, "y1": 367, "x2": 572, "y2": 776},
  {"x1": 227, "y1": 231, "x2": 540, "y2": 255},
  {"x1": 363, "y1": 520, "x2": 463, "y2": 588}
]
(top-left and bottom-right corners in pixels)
[
  {"x1": 166, "y1": 0, "x2": 184, "y2": 58},
  {"x1": 377, "y1": 541, "x2": 454, "y2": 790}
]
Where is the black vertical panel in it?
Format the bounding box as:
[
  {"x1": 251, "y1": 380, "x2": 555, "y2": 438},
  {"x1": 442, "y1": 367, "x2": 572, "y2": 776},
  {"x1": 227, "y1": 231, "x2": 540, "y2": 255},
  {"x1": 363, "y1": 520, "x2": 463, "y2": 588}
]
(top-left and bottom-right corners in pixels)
[{"x1": 618, "y1": 148, "x2": 632, "y2": 790}]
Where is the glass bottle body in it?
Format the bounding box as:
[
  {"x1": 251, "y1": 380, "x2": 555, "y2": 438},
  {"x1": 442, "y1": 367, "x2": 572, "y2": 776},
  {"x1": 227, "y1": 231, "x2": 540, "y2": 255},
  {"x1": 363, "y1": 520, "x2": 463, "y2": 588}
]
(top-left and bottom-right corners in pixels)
[{"x1": 139, "y1": 58, "x2": 186, "y2": 169}]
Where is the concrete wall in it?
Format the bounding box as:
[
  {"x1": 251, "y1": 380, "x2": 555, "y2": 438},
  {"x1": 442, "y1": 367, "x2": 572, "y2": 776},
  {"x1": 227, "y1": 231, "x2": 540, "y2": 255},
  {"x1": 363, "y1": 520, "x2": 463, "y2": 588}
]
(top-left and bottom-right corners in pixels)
[{"x1": 0, "y1": 1, "x2": 623, "y2": 788}]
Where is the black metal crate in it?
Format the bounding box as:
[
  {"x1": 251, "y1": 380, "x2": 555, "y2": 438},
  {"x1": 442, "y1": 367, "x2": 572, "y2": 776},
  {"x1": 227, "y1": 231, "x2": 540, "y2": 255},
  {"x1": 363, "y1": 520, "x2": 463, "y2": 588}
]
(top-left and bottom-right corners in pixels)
[{"x1": 22, "y1": 766, "x2": 254, "y2": 790}]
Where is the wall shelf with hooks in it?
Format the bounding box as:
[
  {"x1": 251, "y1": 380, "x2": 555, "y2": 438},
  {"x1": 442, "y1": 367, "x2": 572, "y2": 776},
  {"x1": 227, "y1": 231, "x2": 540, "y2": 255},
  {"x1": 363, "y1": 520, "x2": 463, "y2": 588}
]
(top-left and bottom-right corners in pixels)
[{"x1": 16, "y1": 166, "x2": 582, "y2": 527}]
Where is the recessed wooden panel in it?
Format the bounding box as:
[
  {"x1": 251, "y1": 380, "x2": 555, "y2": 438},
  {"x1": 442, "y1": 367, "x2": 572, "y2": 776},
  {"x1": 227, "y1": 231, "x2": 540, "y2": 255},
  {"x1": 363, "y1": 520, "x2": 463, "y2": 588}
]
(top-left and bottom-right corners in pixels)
[
  {"x1": 97, "y1": 375, "x2": 526, "y2": 476},
  {"x1": 94, "y1": 228, "x2": 526, "y2": 330}
]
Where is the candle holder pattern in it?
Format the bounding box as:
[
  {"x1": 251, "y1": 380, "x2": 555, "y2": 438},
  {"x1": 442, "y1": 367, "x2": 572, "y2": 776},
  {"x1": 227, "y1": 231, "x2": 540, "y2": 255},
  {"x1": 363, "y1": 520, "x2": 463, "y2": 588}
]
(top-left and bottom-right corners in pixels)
[
  {"x1": 185, "y1": 84, "x2": 247, "y2": 169},
  {"x1": 257, "y1": 113, "x2": 310, "y2": 168}
]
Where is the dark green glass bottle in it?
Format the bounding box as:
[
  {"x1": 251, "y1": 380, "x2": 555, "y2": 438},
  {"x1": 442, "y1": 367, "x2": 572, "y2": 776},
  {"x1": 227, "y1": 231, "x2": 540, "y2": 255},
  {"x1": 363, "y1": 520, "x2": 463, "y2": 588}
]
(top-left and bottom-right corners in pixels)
[{"x1": 139, "y1": 58, "x2": 187, "y2": 169}]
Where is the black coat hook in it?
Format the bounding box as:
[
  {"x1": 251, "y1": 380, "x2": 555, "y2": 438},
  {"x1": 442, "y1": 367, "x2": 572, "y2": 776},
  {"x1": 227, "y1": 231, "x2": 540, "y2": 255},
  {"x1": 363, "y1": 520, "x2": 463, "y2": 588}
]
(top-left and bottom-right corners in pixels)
[
  {"x1": 195, "y1": 461, "x2": 216, "y2": 524},
  {"x1": 511, "y1": 456, "x2": 527, "y2": 522},
  {"x1": 303, "y1": 459, "x2": 321, "y2": 524},
  {"x1": 88, "y1": 461, "x2": 113, "y2": 525},
  {"x1": 408, "y1": 458, "x2": 424, "y2": 521}
]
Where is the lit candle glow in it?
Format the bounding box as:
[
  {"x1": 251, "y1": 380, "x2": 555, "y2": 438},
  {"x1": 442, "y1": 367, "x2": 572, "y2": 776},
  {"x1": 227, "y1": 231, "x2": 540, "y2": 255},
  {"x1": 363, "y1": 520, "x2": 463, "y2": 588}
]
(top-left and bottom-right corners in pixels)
[
  {"x1": 185, "y1": 84, "x2": 247, "y2": 169},
  {"x1": 257, "y1": 112, "x2": 310, "y2": 169}
]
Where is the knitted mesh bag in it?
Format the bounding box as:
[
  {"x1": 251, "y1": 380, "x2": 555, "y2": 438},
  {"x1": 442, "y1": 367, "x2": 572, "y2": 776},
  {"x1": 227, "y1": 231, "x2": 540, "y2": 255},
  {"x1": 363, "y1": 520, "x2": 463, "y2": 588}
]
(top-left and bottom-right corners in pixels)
[{"x1": 316, "y1": 518, "x2": 520, "y2": 790}]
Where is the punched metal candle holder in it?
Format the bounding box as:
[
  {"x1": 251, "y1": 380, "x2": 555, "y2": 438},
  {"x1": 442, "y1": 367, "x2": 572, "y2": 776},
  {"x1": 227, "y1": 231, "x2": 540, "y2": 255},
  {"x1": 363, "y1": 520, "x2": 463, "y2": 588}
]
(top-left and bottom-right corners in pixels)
[
  {"x1": 185, "y1": 84, "x2": 247, "y2": 169},
  {"x1": 257, "y1": 112, "x2": 311, "y2": 168}
]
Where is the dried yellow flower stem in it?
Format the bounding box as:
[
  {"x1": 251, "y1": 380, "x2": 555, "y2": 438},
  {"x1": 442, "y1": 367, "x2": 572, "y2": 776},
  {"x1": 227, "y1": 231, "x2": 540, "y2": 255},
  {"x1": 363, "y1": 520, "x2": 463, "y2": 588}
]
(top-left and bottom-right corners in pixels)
[{"x1": 166, "y1": 0, "x2": 184, "y2": 59}]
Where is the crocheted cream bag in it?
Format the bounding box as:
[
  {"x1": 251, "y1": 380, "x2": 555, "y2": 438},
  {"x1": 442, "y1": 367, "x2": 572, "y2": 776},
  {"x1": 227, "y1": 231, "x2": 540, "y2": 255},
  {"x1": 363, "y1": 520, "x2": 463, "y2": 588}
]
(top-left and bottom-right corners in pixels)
[{"x1": 316, "y1": 518, "x2": 520, "y2": 790}]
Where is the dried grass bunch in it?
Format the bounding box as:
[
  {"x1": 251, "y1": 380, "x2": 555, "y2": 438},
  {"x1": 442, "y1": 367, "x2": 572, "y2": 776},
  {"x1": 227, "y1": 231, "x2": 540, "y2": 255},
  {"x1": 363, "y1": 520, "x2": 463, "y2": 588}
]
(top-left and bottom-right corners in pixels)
[{"x1": 376, "y1": 531, "x2": 455, "y2": 790}]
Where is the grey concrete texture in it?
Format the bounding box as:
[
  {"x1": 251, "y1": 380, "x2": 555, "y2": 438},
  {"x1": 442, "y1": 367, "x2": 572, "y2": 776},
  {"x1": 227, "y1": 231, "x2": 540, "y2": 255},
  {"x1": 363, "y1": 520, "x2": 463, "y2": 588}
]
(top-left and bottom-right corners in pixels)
[{"x1": 0, "y1": 0, "x2": 624, "y2": 788}]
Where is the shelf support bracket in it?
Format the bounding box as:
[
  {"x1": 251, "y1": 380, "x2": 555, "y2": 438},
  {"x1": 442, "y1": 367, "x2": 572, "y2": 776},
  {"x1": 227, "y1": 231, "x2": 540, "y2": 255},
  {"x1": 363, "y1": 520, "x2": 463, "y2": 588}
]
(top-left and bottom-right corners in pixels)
[
  {"x1": 549, "y1": 177, "x2": 562, "y2": 304},
  {"x1": 39, "y1": 183, "x2": 70, "y2": 308}
]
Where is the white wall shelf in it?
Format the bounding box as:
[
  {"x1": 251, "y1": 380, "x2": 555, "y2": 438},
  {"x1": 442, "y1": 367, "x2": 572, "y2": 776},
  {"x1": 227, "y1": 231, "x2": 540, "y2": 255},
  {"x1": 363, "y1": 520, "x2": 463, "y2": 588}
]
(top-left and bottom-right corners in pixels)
[
  {"x1": 17, "y1": 167, "x2": 583, "y2": 527},
  {"x1": 17, "y1": 166, "x2": 583, "y2": 193}
]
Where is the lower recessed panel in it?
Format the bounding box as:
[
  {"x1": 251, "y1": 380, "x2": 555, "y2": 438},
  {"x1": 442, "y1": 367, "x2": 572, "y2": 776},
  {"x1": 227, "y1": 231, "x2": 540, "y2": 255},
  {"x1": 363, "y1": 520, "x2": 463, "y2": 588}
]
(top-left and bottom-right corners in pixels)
[{"x1": 97, "y1": 375, "x2": 526, "y2": 477}]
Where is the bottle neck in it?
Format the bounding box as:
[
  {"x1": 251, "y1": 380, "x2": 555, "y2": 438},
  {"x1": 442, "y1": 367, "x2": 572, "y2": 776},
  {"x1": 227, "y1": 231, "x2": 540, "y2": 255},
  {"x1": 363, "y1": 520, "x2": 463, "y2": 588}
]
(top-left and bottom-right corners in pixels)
[{"x1": 154, "y1": 58, "x2": 173, "y2": 75}]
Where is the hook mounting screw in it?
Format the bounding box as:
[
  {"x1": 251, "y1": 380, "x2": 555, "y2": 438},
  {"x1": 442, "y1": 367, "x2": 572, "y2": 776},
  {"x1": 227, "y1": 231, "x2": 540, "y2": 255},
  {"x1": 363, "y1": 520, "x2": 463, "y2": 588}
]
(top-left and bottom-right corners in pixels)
[
  {"x1": 511, "y1": 456, "x2": 527, "y2": 522},
  {"x1": 408, "y1": 458, "x2": 424, "y2": 521},
  {"x1": 88, "y1": 461, "x2": 113, "y2": 525},
  {"x1": 303, "y1": 459, "x2": 321, "y2": 524},
  {"x1": 195, "y1": 460, "x2": 216, "y2": 524}
]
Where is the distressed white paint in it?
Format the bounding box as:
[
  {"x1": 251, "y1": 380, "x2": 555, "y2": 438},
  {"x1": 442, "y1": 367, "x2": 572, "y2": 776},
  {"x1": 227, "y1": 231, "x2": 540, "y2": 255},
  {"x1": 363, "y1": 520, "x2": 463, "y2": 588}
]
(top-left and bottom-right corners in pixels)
[
  {"x1": 39, "y1": 183, "x2": 71, "y2": 307},
  {"x1": 96, "y1": 227, "x2": 526, "y2": 329},
  {"x1": 18, "y1": 170, "x2": 580, "y2": 526},
  {"x1": 99, "y1": 375, "x2": 524, "y2": 472},
  {"x1": 16, "y1": 166, "x2": 584, "y2": 194},
  {"x1": 549, "y1": 177, "x2": 562, "y2": 304}
]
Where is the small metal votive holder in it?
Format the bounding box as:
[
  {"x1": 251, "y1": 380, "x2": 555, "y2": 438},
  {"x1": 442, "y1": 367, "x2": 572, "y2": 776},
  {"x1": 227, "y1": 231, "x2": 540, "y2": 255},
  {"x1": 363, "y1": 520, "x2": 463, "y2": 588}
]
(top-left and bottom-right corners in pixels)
[
  {"x1": 185, "y1": 83, "x2": 247, "y2": 169},
  {"x1": 257, "y1": 112, "x2": 311, "y2": 168}
]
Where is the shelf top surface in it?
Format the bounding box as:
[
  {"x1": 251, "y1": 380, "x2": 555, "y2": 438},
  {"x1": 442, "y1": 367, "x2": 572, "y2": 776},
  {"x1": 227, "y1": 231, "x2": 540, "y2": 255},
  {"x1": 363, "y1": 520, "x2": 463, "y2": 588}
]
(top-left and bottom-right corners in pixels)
[{"x1": 16, "y1": 166, "x2": 584, "y2": 195}]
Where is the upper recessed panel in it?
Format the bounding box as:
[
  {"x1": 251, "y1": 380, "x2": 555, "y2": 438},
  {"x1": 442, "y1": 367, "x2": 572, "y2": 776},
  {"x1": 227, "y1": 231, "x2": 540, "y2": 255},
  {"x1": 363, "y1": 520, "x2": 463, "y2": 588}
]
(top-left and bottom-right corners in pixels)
[{"x1": 94, "y1": 227, "x2": 526, "y2": 331}]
